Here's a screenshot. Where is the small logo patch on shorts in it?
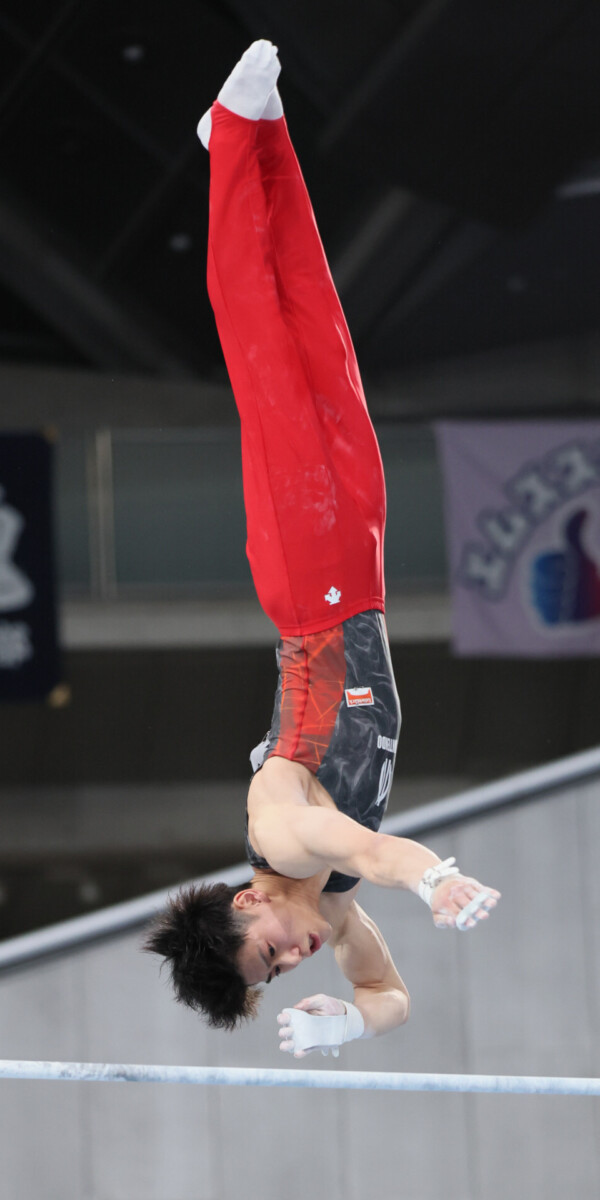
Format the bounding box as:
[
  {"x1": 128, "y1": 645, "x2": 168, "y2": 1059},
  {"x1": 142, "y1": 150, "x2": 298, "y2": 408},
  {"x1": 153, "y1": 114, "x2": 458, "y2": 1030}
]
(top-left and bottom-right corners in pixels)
[{"x1": 345, "y1": 686, "x2": 374, "y2": 707}]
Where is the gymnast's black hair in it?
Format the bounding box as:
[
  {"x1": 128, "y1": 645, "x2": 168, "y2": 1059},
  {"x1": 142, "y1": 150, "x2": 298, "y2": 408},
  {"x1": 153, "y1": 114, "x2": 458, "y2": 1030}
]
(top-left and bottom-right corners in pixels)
[{"x1": 143, "y1": 882, "x2": 261, "y2": 1030}]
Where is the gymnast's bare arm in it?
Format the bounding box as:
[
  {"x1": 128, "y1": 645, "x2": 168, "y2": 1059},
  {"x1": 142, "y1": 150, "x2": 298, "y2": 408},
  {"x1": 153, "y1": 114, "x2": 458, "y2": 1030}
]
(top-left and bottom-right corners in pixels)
[
  {"x1": 320, "y1": 891, "x2": 410, "y2": 1036},
  {"x1": 249, "y1": 757, "x2": 500, "y2": 931}
]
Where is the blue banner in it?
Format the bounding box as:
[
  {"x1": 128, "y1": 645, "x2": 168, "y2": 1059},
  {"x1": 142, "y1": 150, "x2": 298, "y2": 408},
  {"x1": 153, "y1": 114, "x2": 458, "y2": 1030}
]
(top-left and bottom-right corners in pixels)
[{"x1": 0, "y1": 433, "x2": 60, "y2": 700}]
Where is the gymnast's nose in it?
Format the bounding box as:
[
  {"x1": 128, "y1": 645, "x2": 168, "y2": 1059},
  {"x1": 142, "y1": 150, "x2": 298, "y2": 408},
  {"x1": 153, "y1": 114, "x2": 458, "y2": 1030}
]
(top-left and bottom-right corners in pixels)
[{"x1": 278, "y1": 945, "x2": 305, "y2": 971}]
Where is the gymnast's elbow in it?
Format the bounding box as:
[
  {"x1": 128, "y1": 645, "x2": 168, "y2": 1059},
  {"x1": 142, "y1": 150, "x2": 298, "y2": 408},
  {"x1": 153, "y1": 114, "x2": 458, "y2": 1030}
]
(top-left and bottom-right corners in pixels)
[
  {"x1": 384, "y1": 972, "x2": 411, "y2": 1029},
  {"x1": 358, "y1": 982, "x2": 410, "y2": 1037},
  {"x1": 374, "y1": 985, "x2": 411, "y2": 1037}
]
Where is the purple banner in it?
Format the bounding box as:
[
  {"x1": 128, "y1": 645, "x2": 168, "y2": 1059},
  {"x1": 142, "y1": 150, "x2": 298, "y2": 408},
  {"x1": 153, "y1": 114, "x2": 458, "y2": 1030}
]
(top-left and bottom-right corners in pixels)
[{"x1": 435, "y1": 421, "x2": 600, "y2": 656}]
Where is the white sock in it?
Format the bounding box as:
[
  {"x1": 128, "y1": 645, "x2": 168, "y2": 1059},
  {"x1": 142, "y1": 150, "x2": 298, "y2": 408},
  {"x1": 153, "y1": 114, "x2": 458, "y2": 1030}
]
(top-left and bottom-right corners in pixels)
[
  {"x1": 197, "y1": 41, "x2": 282, "y2": 149},
  {"x1": 197, "y1": 110, "x2": 213, "y2": 149}
]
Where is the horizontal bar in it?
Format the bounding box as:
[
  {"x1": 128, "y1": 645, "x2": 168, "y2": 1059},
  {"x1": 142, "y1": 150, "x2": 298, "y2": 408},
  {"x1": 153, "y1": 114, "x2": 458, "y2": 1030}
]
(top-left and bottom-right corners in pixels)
[
  {"x1": 1, "y1": 744, "x2": 599, "y2": 973},
  {"x1": 0, "y1": 1061, "x2": 599, "y2": 1095}
]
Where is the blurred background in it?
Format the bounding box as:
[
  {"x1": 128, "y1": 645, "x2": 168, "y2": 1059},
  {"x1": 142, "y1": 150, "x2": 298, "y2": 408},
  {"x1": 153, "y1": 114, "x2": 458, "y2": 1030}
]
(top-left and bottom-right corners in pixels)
[{"x1": 0, "y1": 4, "x2": 600, "y2": 1197}]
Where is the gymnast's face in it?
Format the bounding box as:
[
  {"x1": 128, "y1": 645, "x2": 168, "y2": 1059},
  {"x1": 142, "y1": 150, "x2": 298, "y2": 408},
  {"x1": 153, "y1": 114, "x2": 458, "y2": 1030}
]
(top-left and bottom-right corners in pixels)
[{"x1": 233, "y1": 889, "x2": 331, "y2": 986}]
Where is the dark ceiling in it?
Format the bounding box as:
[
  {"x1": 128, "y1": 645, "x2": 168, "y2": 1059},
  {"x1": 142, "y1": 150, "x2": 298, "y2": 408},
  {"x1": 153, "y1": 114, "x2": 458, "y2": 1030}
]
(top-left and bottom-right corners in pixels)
[{"x1": 0, "y1": 0, "x2": 599, "y2": 384}]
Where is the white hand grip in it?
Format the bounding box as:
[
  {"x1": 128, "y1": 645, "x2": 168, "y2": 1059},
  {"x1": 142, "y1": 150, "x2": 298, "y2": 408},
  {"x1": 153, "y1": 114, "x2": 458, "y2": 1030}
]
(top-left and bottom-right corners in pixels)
[{"x1": 280, "y1": 1008, "x2": 345, "y2": 1055}]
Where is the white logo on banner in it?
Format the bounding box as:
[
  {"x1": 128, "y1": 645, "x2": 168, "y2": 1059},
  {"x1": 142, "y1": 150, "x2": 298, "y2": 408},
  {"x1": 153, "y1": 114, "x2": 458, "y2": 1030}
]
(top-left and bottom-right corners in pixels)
[
  {"x1": 0, "y1": 488, "x2": 34, "y2": 612},
  {"x1": 456, "y1": 441, "x2": 600, "y2": 601}
]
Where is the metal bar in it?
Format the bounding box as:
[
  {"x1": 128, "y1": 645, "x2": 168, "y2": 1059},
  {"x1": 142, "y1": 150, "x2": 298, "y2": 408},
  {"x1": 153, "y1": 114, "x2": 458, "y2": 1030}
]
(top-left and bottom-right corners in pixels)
[{"x1": 0, "y1": 1060, "x2": 599, "y2": 1094}]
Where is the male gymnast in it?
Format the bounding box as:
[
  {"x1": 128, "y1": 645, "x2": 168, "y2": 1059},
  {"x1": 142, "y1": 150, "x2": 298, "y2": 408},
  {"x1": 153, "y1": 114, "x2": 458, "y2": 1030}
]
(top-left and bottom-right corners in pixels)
[{"x1": 145, "y1": 41, "x2": 500, "y2": 1058}]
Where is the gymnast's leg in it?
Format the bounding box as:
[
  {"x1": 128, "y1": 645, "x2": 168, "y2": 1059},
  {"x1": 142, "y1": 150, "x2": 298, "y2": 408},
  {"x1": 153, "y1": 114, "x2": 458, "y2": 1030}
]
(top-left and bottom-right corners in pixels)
[
  {"x1": 203, "y1": 42, "x2": 385, "y2": 636},
  {"x1": 253, "y1": 109, "x2": 386, "y2": 546}
]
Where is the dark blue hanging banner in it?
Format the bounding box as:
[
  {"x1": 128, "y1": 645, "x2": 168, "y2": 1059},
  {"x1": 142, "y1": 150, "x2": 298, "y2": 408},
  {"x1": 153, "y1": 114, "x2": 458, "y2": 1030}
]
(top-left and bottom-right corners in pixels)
[{"x1": 0, "y1": 433, "x2": 60, "y2": 701}]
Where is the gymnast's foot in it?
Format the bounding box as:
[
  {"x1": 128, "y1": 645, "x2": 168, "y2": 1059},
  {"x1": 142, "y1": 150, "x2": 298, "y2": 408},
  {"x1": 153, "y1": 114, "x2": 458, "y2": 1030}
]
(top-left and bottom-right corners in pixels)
[{"x1": 197, "y1": 40, "x2": 283, "y2": 149}]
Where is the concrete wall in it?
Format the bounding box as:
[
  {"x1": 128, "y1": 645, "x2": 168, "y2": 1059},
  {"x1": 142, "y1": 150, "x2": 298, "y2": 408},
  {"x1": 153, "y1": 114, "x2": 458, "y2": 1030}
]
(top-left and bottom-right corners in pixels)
[{"x1": 0, "y1": 775, "x2": 599, "y2": 1200}]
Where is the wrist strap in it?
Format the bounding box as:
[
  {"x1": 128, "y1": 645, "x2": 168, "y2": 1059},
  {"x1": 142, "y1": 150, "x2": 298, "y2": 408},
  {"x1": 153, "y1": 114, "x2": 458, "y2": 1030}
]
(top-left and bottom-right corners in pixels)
[
  {"x1": 342, "y1": 1001, "x2": 365, "y2": 1042},
  {"x1": 418, "y1": 857, "x2": 460, "y2": 907}
]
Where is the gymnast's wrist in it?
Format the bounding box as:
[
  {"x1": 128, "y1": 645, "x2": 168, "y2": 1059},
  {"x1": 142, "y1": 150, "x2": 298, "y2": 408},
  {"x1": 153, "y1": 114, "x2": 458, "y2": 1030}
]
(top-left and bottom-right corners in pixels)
[
  {"x1": 417, "y1": 857, "x2": 460, "y2": 907},
  {"x1": 342, "y1": 1000, "x2": 366, "y2": 1043}
]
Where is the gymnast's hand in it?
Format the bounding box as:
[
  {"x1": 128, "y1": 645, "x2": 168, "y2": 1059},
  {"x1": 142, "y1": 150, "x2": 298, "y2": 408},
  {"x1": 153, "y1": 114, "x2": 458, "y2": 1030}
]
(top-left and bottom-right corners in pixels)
[
  {"x1": 277, "y1": 994, "x2": 349, "y2": 1058},
  {"x1": 431, "y1": 875, "x2": 501, "y2": 931}
]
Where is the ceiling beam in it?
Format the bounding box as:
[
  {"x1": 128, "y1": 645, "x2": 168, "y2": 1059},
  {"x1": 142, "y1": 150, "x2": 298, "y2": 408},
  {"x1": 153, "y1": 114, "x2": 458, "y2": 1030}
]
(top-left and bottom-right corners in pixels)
[
  {"x1": 0, "y1": 188, "x2": 193, "y2": 376},
  {"x1": 366, "y1": 220, "x2": 498, "y2": 356},
  {"x1": 337, "y1": 198, "x2": 456, "y2": 345},
  {"x1": 319, "y1": 0, "x2": 452, "y2": 152}
]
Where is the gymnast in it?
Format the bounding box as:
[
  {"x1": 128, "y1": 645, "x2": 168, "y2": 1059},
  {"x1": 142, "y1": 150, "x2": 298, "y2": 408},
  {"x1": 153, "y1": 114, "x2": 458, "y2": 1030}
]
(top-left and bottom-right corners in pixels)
[{"x1": 145, "y1": 41, "x2": 500, "y2": 1058}]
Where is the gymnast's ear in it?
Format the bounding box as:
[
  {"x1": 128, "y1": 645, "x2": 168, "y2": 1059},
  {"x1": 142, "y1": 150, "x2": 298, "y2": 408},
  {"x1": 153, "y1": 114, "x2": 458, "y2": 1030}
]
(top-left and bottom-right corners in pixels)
[{"x1": 232, "y1": 888, "x2": 271, "y2": 910}]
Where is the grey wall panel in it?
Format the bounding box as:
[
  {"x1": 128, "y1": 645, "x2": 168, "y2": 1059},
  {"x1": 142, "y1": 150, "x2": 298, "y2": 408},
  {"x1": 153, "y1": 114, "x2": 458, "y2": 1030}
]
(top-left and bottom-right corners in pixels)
[
  {"x1": 578, "y1": 779, "x2": 600, "y2": 1173},
  {"x1": 0, "y1": 959, "x2": 86, "y2": 1200},
  {"x1": 81, "y1": 939, "x2": 218, "y2": 1200},
  {"x1": 215, "y1": 1086, "x2": 342, "y2": 1200},
  {"x1": 0, "y1": 1081, "x2": 87, "y2": 1200},
  {"x1": 86, "y1": 1080, "x2": 219, "y2": 1200},
  {"x1": 455, "y1": 798, "x2": 591, "y2": 1076},
  {"x1": 0, "y1": 956, "x2": 84, "y2": 1062},
  {"x1": 465, "y1": 1093, "x2": 600, "y2": 1200},
  {"x1": 579, "y1": 778, "x2": 600, "y2": 1076},
  {"x1": 343, "y1": 1090, "x2": 473, "y2": 1200},
  {"x1": 0, "y1": 777, "x2": 599, "y2": 1199}
]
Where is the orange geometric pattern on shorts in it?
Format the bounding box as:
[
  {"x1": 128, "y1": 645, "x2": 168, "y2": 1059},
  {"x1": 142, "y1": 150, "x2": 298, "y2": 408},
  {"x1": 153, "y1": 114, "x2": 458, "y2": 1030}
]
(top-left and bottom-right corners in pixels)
[{"x1": 272, "y1": 624, "x2": 346, "y2": 772}]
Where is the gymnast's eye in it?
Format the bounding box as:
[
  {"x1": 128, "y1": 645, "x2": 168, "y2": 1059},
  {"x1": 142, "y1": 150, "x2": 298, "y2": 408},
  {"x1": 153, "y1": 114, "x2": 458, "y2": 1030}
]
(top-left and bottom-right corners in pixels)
[
  {"x1": 269, "y1": 945, "x2": 275, "y2": 957},
  {"x1": 275, "y1": 966, "x2": 280, "y2": 977}
]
